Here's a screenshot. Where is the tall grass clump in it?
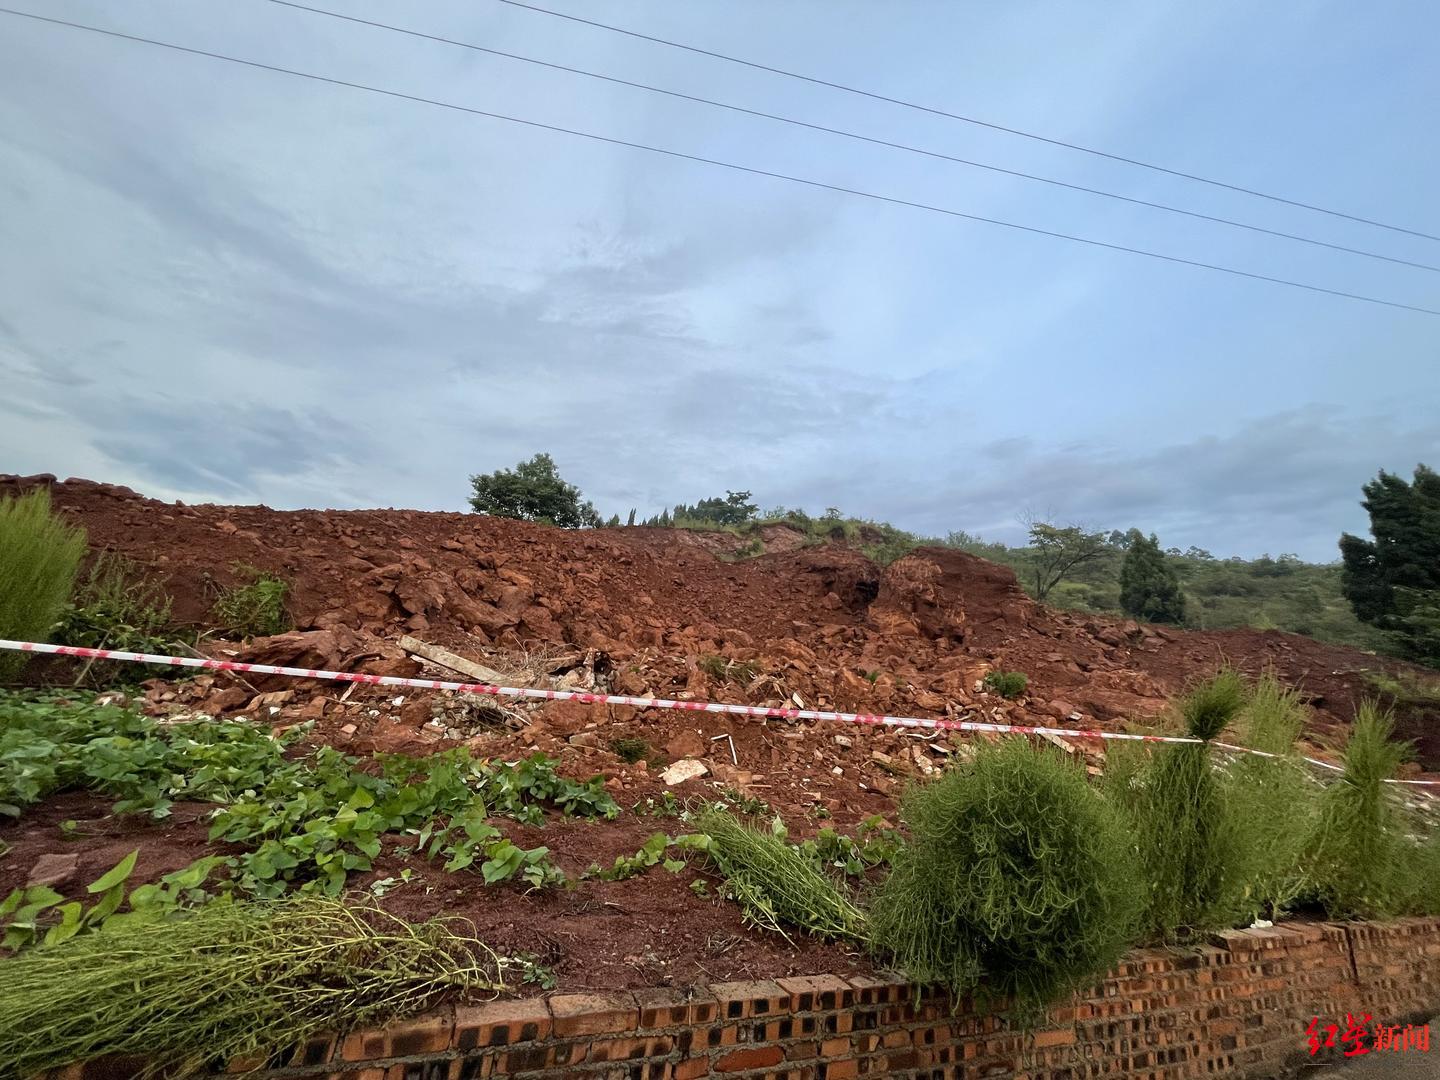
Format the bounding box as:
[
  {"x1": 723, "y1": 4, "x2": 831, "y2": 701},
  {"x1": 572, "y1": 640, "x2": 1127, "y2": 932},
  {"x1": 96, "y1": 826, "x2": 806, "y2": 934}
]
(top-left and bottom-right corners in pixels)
[
  {"x1": 1130, "y1": 670, "x2": 1248, "y2": 939},
  {"x1": 1224, "y1": 675, "x2": 1318, "y2": 920},
  {"x1": 213, "y1": 563, "x2": 291, "y2": 638},
  {"x1": 869, "y1": 739, "x2": 1142, "y2": 1017},
  {"x1": 691, "y1": 807, "x2": 866, "y2": 942},
  {"x1": 1303, "y1": 703, "x2": 1413, "y2": 918},
  {"x1": 0, "y1": 897, "x2": 505, "y2": 1079},
  {"x1": 0, "y1": 488, "x2": 87, "y2": 679}
]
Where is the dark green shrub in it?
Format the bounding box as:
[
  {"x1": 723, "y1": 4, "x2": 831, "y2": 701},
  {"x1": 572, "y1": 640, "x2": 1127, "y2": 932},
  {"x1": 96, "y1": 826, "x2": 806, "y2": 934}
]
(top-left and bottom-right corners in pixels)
[
  {"x1": 213, "y1": 564, "x2": 291, "y2": 638},
  {"x1": 0, "y1": 488, "x2": 87, "y2": 680},
  {"x1": 868, "y1": 739, "x2": 1142, "y2": 1016},
  {"x1": 1303, "y1": 703, "x2": 1413, "y2": 918},
  {"x1": 982, "y1": 670, "x2": 1028, "y2": 699},
  {"x1": 689, "y1": 807, "x2": 865, "y2": 942},
  {"x1": 1130, "y1": 671, "x2": 1248, "y2": 938}
]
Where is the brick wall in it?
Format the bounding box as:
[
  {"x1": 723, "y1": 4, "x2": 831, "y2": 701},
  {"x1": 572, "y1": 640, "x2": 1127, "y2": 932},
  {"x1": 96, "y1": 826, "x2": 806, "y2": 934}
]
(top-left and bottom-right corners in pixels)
[{"x1": 57, "y1": 917, "x2": 1440, "y2": 1080}]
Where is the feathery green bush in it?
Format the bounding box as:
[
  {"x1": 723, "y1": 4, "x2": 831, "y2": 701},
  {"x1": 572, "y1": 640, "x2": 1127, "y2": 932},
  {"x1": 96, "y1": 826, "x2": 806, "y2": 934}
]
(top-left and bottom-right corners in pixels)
[
  {"x1": 0, "y1": 488, "x2": 87, "y2": 679},
  {"x1": 689, "y1": 807, "x2": 866, "y2": 942},
  {"x1": 0, "y1": 897, "x2": 504, "y2": 1079},
  {"x1": 868, "y1": 738, "x2": 1141, "y2": 1016},
  {"x1": 1130, "y1": 671, "x2": 1249, "y2": 938},
  {"x1": 1224, "y1": 676, "x2": 1318, "y2": 920},
  {"x1": 1303, "y1": 703, "x2": 1413, "y2": 918}
]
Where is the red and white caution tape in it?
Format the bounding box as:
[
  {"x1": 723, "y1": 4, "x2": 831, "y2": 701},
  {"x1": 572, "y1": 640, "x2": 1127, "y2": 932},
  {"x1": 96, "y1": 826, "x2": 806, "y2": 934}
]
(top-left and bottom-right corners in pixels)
[{"x1": 3, "y1": 639, "x2": 1437, "y2": 786}]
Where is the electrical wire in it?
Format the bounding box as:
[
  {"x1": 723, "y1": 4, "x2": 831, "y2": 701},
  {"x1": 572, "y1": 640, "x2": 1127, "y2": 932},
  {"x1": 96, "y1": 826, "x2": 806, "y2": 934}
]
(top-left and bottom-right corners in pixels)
[
  {"x1": 2, "y1": 6, "x2": 1437, "y2": 317},
  {"x1": 493, "y1": 0, "x2": 1440, "y2": 244},
  {"x1": 264, "y1": 0, "x2": 1440, "y2": 275}
]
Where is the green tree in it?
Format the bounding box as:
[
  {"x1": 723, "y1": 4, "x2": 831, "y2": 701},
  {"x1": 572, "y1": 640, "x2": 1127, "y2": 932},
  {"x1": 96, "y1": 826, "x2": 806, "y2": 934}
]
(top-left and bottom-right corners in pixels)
[
  {"x1": 672, "y1": 490, "x2": 758, "y2": 527},
  {"x1": 467, "y1": 453, "x2": 601, "y2": 528},
  {"x1": 1119, "y1": 531, "x2": 1187, "y2": 623},
  {"x1": 1340, "y1": 464, "x2": 1440, "y2": 664},
  {"x1": 1024, "y1": 522, "x2": 1111, "y2": 602}
]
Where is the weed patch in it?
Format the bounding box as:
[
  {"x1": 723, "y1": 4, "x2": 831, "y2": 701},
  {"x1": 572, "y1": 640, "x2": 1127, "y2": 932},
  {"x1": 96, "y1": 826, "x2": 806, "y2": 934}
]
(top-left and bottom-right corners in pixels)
[
  {"x1": 982, "y1": 670, "x2": 1028, "y2": 699},
  {"x1": 213, "y1": 563, "x2": 291, "y2": 638},
  {"x1": 0, "y1": 691, "x2": 617, "y2": 900},
  {"x1": 609, "y1": 736, "x2": 662, "y2": 766},
  {"x1": 697, "y1": 655, "x2": 760, "y2": 684},
  {"x1": 686, "y1": 808, "x2": 866, "y2": 942}
]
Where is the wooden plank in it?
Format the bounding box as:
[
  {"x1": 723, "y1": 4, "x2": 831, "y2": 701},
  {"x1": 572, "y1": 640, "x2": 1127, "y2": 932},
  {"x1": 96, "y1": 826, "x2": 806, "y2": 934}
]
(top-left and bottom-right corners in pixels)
[{"x1": 397, "y1": 635, "x2": 516, "y2": 686}]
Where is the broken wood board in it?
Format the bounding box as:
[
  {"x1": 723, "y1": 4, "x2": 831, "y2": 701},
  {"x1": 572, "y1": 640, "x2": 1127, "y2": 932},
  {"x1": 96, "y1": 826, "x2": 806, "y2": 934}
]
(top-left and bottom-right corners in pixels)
[{"x1": 398, "y1": 636, "x2": 518, "y2": 686}]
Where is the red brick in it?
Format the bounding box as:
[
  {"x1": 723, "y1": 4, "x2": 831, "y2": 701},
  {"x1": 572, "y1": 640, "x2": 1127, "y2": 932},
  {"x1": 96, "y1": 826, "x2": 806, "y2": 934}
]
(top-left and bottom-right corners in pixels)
[
  {"x1": 777, "y1": 974, "x2": 853, "y2": 1012},
  {"x1": 637, "y1": 986, "x2": 721, "y2": 1028},
  {"x1": 674, "y1": 1059, "x2": 711, "y2": 1079},
  {"x1": 549, "y1": 991, "x2": 640, "y2": 1037},
  {"x1": 1031, "y1": 1026, "x2": 1076, "y2": 1048},
  {"x1": 715, "y1": 1045, "x2": 785, "y2": 1072},
  {"x1": 820, "y1": 1036, "x2": 851, "y2": 1058},
  {"x1": 819, "y1": 1060, "x2": 858, "y2": 1079},
  {"x1": 710, "y1": 980, "x2": 790, "y2": 1020},
  {"x1": 453, "y1": 998, "x2": 552, "y2": 1051},
  {"x1": 843, "y1": 974, "x2": 903, "y2": 1006},
  {"x1": 341, "y1": 1009, "x2": 453, "y2": 1059}
]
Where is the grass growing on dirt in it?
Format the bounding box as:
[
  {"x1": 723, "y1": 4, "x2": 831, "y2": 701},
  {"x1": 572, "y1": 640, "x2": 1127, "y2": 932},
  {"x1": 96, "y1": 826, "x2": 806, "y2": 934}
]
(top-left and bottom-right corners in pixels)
[
  {"x1": 1303, "y1": 703, "x2": 1415, "y2": 919},
  {"x1": 56, "y1": 552, "x2": 174, "y2": 652},
  {"x1": 689, "y1": 807, "x2": 866, "y2": 943},
  {"x1": 213, "y1": 563, "x2": 291, "y2": 638},
  {"x1": 608, "y1": 736, "x2": 661, "y2": 766},
  {"x1": 869, "y1": 738, "x2": 1141, "y2": 1016},
  {"x1": 0, "y1": 897, "x2": 505, "y2": 1079},
  {"x1": 982, "y1": 670, "x2": 1028, "y2": 699},
  {"x1": 1127, "y1": 671, "x2": 1250, "y2": 939},
  {"x1": 0, "y1": 488, "x2": 87, "y2": 679},
  {"x1": 1223, "y1": 676, "x2": 1318, "y2": 920},
  {"x1": 697, "y1": 655, "x2": 760, "y2": 684}
]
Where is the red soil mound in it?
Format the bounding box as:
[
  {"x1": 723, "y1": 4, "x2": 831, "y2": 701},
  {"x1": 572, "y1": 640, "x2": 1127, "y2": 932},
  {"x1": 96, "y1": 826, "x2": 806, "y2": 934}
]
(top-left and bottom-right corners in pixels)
[{"x1": 4, "y1": 473, "x2": 1434, "y2": 770}]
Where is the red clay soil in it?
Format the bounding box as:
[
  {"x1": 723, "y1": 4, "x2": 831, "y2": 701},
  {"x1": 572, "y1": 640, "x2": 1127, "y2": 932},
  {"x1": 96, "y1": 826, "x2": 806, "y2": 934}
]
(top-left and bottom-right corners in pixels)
[
  {"x1": 5, "y1": 473, "x2": 1434, "y2": 768},
  {"x1": 0, "y1": 790, "x2": 869, "y2": 991},
  {"x1": 2, "y1": 473, "x2": 1438, "y2": 992}
]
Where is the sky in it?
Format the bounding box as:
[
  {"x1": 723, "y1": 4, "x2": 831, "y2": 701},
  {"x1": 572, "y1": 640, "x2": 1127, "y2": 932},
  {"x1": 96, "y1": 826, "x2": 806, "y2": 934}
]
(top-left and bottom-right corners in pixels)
[{"x1": 1, "y1": 0, "x2": 1437, "y2": 562}]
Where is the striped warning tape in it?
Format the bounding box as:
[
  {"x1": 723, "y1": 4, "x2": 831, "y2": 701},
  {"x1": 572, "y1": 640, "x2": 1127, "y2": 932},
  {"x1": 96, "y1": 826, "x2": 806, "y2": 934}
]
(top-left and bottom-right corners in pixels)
[{"x1": 2, "y1": 639, "x2": 1436, "y2": 786}]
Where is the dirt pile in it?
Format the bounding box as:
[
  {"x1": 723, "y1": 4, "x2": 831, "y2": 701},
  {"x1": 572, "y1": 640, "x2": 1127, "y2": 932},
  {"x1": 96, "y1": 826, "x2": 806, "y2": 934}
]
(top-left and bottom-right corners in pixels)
[{"x1": 3, "y1": 473, "x2": 1436, "y2": 775}]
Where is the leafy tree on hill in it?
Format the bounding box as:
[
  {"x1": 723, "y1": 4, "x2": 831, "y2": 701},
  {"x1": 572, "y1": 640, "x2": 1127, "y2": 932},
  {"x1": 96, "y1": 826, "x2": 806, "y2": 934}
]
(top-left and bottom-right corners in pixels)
[
  {"x1": 1023, "y1": 522, "x2": 1111, "y2": 602},
  {"x1": 644, "y1": 490, "x2": 758, "y2": 528},
  {"x1": 1120, "y1": 531, "x2": 1187, "y2": 623},
  {"x1": 467, "y1": 453, "x2": 601, "y2": 528},
  {"x1": 1340, "y1": 464, "x2": 1440, "y2": 665}
]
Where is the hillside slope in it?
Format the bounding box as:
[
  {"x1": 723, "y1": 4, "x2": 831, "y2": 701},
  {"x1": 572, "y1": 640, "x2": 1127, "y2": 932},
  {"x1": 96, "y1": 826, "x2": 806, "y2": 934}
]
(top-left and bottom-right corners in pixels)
[{"x1": 5, "y1": 473, "x2": 1434, "y2": 771}]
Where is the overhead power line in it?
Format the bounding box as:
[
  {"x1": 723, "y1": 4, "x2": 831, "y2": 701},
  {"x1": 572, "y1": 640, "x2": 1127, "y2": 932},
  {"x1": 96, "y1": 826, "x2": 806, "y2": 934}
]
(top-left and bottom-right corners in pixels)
[
  {"x1": 493, "y1": 0, "x2": 1440, "y2": 245},
  {"x1": 3, "y1": 7, "x2": 1437, "y2": 317},
  {"x1": 264, "y1": 0, "x2": 1440, "y2": 276}
]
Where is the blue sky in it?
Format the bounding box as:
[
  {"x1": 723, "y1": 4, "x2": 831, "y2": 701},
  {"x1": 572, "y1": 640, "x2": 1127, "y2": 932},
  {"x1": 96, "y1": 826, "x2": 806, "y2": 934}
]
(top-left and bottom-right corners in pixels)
[{"x1": 1, "y1": 0, "x2": 1436, "y2": 561}]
